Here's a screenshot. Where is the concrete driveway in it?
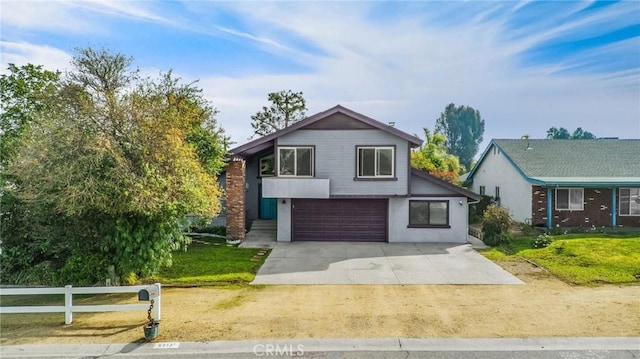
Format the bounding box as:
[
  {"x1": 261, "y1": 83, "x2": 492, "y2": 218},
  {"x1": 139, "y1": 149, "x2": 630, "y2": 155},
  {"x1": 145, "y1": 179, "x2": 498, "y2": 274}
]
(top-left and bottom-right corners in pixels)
[{"x1": 252, "y1": 242, "x2": 523, "y2": 285}]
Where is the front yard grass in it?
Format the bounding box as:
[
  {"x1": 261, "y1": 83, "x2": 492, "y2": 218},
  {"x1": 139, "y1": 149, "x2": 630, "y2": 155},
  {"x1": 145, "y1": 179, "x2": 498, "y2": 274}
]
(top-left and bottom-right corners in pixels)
[
  {"x1": 146, "y1": 236, "x2": 268, "y2": 286},
  {"x1": 481, "y1": 232, "x2": 640, "y2": 285}
]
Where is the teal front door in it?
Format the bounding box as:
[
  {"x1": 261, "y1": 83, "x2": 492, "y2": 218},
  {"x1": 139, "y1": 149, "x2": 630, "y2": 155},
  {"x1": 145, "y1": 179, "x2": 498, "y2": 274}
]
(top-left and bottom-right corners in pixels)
[{"x1": 258, "y1": 184, "x2": 277, "y2": 219}]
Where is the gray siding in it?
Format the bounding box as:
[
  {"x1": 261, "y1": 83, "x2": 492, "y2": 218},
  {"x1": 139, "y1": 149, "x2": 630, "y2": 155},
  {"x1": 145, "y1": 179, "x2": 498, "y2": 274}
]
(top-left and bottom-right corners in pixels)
[
  {"x1": 244, "y1": 157, "x2": 260, "y2": 220},
  {"x1": 277, "y1": 129, "x2": 409, "y2": 196},
  {"x1": 410, "y1": 174, "x2": 462, "y2": 196}
]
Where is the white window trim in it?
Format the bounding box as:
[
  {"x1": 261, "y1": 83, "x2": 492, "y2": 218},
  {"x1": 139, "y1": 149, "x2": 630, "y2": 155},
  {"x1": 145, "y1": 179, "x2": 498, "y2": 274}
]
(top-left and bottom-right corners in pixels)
[
  {"x1": 555, "y1": 188, "x2": 584, "y2": 211},
  {"x1": 619, "y1": 187, "x2": 640, "y2": 217},
  {"x1": 356, "y1": 146, "x2": 395, "y2": 178},
  {"x1": 277, "y1": 146, "x2": 314, "y2": 177}
]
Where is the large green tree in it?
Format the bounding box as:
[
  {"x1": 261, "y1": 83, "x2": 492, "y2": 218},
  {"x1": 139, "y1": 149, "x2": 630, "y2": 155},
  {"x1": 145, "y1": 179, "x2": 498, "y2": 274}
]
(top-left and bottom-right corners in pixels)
[
  {"x1": 411, "y1": 128, "x2": 461, "y2": 184},
  {"x1": 546, "y1": 126, "x2": 596, "y2": 139},
  {"x1": 250, "y1": 90, "x2": 307, "y2": 137},
  {"x1": 434, "y1": 103, "x2": 485, "y2": 171},
  {"x1": 1, "y1": 48, "x2": 227, "y2": 285},
  {"x1": 0, "y1": 64, "x2": 60, "y2": 168}
]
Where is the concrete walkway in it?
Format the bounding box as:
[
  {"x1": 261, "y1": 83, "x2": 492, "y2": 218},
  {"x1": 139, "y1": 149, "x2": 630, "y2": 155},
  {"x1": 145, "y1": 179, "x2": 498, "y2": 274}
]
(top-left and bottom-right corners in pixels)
[
  {"x1": 238, "y1": 220, "x2": 276, "y2": 248},
  {"x1": 2, "y1": 337, "x2": 637, "y2": 358},
  {"x1": 252, "y1": 241, "x2": 523, "y2": 285}
]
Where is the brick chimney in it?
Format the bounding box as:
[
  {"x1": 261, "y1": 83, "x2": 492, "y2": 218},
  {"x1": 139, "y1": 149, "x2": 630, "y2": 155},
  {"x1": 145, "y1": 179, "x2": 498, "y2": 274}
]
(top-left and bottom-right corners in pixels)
[{"x1": 225, "y1": 158, "x2": 246, "y2": 242}]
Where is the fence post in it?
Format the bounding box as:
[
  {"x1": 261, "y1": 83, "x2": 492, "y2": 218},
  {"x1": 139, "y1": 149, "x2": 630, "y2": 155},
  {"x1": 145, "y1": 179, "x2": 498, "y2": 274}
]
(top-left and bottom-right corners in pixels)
[
  {"x1": 64, "y1": 285, "x2": 73, "y2": 324},
  {"x1": 154, "y1": 283, "x2": 161, "y2": 321}
]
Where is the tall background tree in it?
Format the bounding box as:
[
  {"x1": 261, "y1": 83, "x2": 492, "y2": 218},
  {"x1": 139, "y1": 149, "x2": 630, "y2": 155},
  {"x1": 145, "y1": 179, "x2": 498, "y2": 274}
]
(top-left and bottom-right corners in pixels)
[
  {"x1": 434, "y1": 103, "x2": 485, "y2": 171},
  {"x1": 546, "y1": 126, "x2": 596, "y2": 139},
  {"x1": 0, "y1": 48, "x2": 227, "y2": 285},
  {"x1": 411, "y1": 128, "x2": 461, "y2": 184},
  {"x1": 250, "y1": 90, "x2": 307, "y2": 137},
  {"x1": 0, "y1": 64, "x2": 60, "y2": 168}
]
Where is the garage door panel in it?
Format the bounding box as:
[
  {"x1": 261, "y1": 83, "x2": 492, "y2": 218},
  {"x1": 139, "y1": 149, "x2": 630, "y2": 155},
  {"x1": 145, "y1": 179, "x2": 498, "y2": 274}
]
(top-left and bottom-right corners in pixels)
[{"x1": 292, "y1": 199, "x2": 387, "y2": 242}]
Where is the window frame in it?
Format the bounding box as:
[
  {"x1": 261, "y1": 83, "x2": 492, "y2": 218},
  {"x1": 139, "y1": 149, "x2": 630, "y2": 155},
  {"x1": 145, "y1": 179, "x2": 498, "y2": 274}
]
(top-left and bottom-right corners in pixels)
[
  {"x1": 619, "y1": 188, "x2": 640, "y2": 216},
  {"x1": 555, "y1": 188, "x2": 584, "y2": 211},
  {"x1": 408, "y1": 200, "x2": 450, "y2": 228},
  {"x1": 277, "y1": 146, "x2": 315, "y2": 177},
  {"x1": 355, "y1": 146, "x2": 396, "y2": 180},
  {"x1": 479, "y1": 186, "x2": 486, "y2": 196},
  {"x1": 259, "y1": 155, "x2": 275, "y2": 177}
]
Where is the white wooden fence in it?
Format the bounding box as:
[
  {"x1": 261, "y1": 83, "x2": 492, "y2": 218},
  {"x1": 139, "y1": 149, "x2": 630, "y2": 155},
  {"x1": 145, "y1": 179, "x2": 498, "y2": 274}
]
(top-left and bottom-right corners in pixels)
[{"x1": 0, "y1": 283, "x2": 161, "y2": 324}]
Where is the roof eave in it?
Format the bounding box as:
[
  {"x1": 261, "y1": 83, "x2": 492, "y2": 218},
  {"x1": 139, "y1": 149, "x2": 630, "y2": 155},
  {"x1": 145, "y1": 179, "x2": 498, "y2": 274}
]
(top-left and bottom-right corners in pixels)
[
  {"x1": 411, "y1": 168, "x2": 481, "y2": 201},
  {"x1": 229, "y1": 105, "x2": 423, "y2": 156}
]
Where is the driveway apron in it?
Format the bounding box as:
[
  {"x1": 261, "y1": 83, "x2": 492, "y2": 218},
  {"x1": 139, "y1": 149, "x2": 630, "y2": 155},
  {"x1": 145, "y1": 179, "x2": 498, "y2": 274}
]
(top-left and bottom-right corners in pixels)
[{"x1": 252, "y1": 242, "x2": 523, "y2": 285}]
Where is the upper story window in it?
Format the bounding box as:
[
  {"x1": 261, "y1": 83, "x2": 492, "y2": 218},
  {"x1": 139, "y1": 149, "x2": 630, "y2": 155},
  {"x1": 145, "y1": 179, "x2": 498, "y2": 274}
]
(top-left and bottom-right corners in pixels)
[
  {"x1": 479, "y1": 186, "x2": 486, "y2": 196},
  {"x1": 619, "y1": 188, "x2": 640, "y2": 216},
  {"x1": 356, "y1": 146, "x2": 394, "y2": 178},
  {"x1": 556, "y1": 188, "x2": 583, "y2": 211},
  {"x1": 259, "y1": 155, "x2": 275, "y2": 177},
  {"x1": 278, "y1": 146, "x2": 314, "y2": 177}
]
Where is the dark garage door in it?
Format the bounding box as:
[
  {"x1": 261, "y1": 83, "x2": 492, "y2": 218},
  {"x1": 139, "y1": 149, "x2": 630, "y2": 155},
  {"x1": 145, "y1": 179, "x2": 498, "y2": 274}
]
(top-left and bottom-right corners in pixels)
[{"x1": 292, "y1": 199, "x2": 387, "y2": 242}]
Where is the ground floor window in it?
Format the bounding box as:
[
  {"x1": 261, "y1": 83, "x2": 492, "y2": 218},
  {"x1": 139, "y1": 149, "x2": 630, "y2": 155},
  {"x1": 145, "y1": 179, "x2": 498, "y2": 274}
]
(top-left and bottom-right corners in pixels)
[
  {"x1": 409, "y1": 200, "x2": 449, "y2": 227},
  {"x1": 619, "y1": 188, "x2": 640, "y2": 216},
  {"x1": 556, "y1": 188, "x2": 583, "y2": 211}
]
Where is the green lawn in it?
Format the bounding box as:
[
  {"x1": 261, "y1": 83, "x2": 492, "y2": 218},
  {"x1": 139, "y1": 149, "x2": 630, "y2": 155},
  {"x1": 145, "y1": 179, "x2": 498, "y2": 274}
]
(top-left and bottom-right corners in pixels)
[
  {"x1": 147, "y1": 236, "x2": 268, "y2": 286},
  {"x1": 482, "y1": 233, "x2": 640, "y2": 285}
]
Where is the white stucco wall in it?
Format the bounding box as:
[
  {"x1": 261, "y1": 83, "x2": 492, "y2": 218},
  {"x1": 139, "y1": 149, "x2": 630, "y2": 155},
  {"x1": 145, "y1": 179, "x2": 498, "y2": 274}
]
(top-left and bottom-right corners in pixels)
[
  {"x1": 471, "y1": 145, "x2": 532, "y2": 223},
  {"x1": 276, "y1": 198, "x2": 292, "y2": 242},
  {"x1": 388, "y1": 197, "x2": 469, "y2": 243}
]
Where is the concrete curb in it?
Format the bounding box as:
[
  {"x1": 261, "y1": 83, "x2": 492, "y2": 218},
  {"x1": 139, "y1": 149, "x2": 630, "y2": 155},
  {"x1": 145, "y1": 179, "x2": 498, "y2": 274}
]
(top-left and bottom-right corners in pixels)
[{"x1": 1, "y1": 337, "x2": 638, "y2": 357}]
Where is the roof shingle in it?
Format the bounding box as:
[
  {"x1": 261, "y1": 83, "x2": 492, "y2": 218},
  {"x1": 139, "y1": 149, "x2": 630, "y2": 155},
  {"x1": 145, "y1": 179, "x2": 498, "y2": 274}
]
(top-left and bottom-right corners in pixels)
[{"x1": 492, "y1": 139, "x2": 640, "y2": 183}]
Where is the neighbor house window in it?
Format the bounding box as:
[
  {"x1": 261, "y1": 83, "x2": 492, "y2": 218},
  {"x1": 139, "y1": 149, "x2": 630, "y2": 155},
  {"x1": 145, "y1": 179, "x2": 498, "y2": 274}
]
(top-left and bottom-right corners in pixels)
[
  {"x1": 259, "y1": 155, "x2": 275, "y2": 177},
  {"x1": 556, "y1": 188, "x2": 583, "y2": 211},
  {"x1": 479, "y1": 186, "x2": 486, "y2": 196},
  {"x1": 495, "y1": 186, "x2": 501, "y2": 205},
  {"x1": 409, "y1": 200, "x2": 449, "y2": 227},
  {"x1": 357, "y1": 146, "x2": 394, "y2": 178},
  {"x1": 619, "y1": 188, "x2": 640, "y2": 216},
  {"x1": 278, "y1": 147, "x2": 314, "y2": 177}
]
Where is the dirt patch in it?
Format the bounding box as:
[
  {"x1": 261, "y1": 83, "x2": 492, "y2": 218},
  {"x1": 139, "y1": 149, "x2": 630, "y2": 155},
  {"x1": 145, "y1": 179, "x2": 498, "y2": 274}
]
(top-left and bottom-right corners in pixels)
[{"x1": 2, "y1": 262, "x2": 639, "y2": 345}]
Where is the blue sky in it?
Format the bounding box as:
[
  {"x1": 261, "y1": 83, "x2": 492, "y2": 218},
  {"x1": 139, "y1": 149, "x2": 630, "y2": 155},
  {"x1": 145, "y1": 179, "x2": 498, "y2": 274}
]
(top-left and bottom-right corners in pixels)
[{"x1": 1, "y1": 1, "x2": 639, "y2": 148}]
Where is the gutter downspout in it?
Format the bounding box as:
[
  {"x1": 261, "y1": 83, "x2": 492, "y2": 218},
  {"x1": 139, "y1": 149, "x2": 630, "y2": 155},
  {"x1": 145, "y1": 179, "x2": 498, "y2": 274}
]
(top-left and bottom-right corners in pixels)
[
  {"x1": 611, "y1": 187, "x2": 617, "y2": 227},
  {"x1": 546, "y1": 187, "x2": 552, "y2": 230},
  {"x1": 467, "y1": 198, "x2": 481, "y2": 245}
]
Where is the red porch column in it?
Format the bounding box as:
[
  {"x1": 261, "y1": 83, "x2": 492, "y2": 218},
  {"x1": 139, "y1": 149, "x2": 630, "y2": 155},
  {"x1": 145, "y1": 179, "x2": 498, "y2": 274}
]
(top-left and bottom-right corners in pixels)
[{"x1": 226, "y1": 158, "x2": 246, "y2": 242}]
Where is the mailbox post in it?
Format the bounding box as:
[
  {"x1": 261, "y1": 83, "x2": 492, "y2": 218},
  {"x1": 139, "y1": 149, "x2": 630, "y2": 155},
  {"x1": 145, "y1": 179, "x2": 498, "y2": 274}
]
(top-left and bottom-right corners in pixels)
[{"x1": 137, "y1": 283, "x2": 161, "y2": 320}]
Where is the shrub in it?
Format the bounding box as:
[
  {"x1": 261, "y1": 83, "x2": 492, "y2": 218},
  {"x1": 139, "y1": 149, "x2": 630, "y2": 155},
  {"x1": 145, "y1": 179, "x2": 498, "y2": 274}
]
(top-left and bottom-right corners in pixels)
[
  {"x1": 469, "y1": 195, "x2": 493, "y2": 223},
  {"x1": 533, "y1": 233, "x2": 554, "y2": 248},
  {"x1": 484, "y1": 232, "x2": 513, "y2": 247},
  {"x1": 481, "y1": 205, "x2": 514, "y2": 246}
]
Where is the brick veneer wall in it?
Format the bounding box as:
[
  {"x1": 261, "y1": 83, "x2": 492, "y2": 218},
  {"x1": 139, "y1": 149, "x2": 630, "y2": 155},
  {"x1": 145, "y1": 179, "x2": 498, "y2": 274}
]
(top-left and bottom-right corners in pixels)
[
  {"x1": 531, "y1": 186, "x2": 640, "y2": 228},
  {"x1": 226, "y1": 158, "x2": 246, "y2": 241}
]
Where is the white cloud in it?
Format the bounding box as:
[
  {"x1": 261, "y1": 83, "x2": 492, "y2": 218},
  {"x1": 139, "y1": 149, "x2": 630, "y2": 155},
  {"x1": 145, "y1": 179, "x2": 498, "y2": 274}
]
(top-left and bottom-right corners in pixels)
[
  {"x1": 0, "y1": 0, "x2": 175, "y2": 34},
  {"x1": 0, "y1": 41, "x2": 72, "y2": 73},
  {"x1": 2, "y1": 1, "x2": 637, "y2": 147},
  {"x1": 196, "y1": 2, "x2": 639, "y2": 146}
]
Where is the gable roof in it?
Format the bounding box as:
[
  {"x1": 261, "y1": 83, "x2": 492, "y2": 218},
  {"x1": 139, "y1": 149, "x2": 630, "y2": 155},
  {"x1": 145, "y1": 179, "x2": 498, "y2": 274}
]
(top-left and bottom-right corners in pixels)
[
  {"x1": 411, "y1": 168, "x2": 481, "y2": 201},
  {"x1": 466, "y1": 139, "x2": 640, "y2": 187},
  {"x1": 230, "y1": 105, "x2": 422, "y2": 157}
]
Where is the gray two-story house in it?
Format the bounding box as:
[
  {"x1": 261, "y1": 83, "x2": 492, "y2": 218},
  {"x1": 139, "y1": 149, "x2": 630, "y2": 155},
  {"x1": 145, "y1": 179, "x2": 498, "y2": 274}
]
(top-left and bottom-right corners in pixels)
[{"x1": 224, "y1": 105, "x2": 480, "y2": 243}]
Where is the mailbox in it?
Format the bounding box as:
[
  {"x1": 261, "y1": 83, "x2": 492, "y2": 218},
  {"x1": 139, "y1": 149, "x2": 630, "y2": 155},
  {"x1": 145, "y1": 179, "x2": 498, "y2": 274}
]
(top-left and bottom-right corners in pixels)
[{"x1": 138, "y1": 284, "x2": 160, "y2": 301}]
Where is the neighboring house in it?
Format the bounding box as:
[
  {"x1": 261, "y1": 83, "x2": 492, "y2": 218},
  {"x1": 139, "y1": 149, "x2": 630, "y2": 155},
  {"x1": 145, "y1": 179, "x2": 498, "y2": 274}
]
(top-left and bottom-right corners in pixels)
[
  {"x1": 464, "y1": 139, "x2": 640, "y2": 229},
  {"x1": 222, "y1": 105, "x2": 480, "y2": 243}
]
